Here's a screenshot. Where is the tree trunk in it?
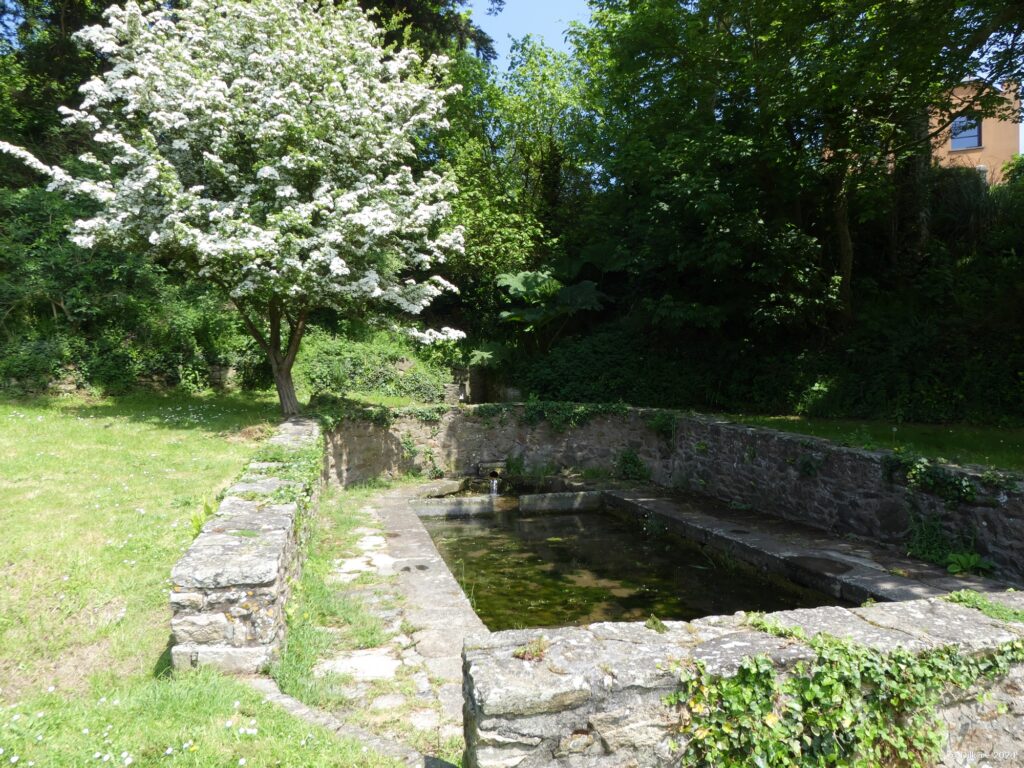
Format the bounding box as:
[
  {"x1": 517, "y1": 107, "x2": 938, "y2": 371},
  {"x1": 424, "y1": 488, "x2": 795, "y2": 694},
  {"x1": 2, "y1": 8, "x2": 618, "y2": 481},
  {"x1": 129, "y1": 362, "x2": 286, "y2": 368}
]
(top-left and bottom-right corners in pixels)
[
  {"x1": 233, "y1": 298, "x2": 308, "y2": 417},
  {"x1": 271, "y1": 361, "x2": 301, "y2": 417}
]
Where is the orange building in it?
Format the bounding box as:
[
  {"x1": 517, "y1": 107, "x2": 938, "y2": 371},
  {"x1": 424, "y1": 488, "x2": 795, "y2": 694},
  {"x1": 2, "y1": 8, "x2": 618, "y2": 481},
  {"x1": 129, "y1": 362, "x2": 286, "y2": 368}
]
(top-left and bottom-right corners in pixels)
[{"x1": 932, "y1": 82, "x2": 1021, "y2": 184}]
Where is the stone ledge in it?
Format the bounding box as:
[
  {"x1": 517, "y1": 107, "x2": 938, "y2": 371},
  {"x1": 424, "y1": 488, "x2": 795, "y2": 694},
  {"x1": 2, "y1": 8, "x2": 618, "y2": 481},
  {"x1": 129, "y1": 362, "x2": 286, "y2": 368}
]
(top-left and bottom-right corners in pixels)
[
  {"x1": 169, "y1": 417, "x2": 321, "y2": 673},
  {"x1": 463, "y1": 596, "x2": 1024, "y2": 768}
]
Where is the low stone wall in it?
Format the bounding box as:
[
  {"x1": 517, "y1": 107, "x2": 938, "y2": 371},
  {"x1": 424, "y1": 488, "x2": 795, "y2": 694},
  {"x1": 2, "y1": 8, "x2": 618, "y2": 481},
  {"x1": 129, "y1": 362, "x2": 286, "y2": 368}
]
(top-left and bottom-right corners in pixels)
[
  {"x1": 463, "y1": 596, "x2": 1024, "y2": 768},
  {"x1": 325, "y1": 406, "x2": 1024, "y2": 581},
  {"x1": 169, "y1": 418, "x2": 322, "y2": 673}
]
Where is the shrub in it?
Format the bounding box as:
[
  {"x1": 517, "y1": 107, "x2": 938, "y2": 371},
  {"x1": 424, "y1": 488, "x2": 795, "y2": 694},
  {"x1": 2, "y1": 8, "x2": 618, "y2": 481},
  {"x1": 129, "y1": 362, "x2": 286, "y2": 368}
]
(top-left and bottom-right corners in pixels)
[{"x1": 295, "y1": 329, "x2": 451, "y2": 403}]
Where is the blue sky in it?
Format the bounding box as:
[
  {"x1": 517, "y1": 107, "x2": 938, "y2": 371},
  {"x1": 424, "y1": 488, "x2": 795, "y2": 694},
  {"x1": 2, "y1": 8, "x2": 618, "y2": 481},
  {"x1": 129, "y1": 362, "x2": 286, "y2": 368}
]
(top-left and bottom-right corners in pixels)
[{"x1": 467, "y1": 0, "x2": 591, "y2": 71}]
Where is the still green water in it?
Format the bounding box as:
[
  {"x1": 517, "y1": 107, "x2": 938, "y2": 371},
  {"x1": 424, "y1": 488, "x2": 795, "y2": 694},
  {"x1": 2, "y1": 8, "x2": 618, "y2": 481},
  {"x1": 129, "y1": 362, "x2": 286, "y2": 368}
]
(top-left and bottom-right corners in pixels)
[{"x1": 423, "y1": 510, "x2": 842, "y2": 630}]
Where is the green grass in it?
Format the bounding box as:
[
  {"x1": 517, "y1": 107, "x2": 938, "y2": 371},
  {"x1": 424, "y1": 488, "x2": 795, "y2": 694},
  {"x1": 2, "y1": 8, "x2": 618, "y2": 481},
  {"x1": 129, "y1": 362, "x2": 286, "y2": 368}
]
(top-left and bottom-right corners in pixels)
[
  {"x1": 273, "y1": 482, "x2": 396, "y2": 708},
  {"x1": 0, "y1": 667, "x2": 402, "y2": 766},
  {"x1": 0, "y1": 390, "x2": 404, "y2": 767},
  {"x1": 730, "y1": 414, "x2": 1024, "y2": 472}
]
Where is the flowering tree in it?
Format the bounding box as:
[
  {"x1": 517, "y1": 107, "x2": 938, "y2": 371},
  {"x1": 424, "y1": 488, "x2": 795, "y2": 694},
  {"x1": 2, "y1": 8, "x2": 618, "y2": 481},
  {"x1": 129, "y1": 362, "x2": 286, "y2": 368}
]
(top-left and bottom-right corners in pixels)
[{"x1": 1, "y1": 0, "x2": 464, "y2": 415}]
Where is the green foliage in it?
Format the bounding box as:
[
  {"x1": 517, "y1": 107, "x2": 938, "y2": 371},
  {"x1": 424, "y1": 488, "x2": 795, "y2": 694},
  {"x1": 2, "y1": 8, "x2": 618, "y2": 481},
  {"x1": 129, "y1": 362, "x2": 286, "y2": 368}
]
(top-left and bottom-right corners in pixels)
[
  {"x1": 946, "y1": 590, "x2": 1024, "y2": 623},
  {"x1": 644, "y1": 615, "x2": 668, "y2": 634},
  {"x1": 905, "y1": 513, "x2": 991, "y2": 574},
  {"x1": 1003, "y1": 155, "x2": 1024, "y2": 185},
  {"x1": 190, "y1": 500, "x2": 216, "y2": 539},
  {"x1": 906, "y1": 514, "x2": 957, "y2": 566},
  {"x1": 645, "y1": 410, "x2": 678, "y2": 440},
  {"x1": 669, "y1": 629, "x2": 1024, "y2": 768},
  {"x1": 616, "y1": 448, "x2": 650, "y2": 483},
  {"x1": 511, "y1": 636, "x2": 549, "y2": 662},
  {"x1": 521, "y1": 399, "x2": 628, "y2": 432},
  {"x1": 903, "y1": 456, "x2": 976, "y2": 506},
  {"x1": 296, "y1": 329, "x2": 451, "y2": 404},
  {"x1": 945, "y1": 552, "x2": 995, "y2": 576},
  {"x1": 0, "y1": 186, "x2": 244, "y2": 395}
]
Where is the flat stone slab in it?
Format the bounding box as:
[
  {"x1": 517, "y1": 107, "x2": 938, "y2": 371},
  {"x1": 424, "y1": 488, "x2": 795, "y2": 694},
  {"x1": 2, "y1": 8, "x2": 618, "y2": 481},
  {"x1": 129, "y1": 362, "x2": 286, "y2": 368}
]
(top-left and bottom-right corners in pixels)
[
  {"x1": 764, "y1": 605, "x2": 921, "y2": 651},
  {"x1": 171, "y1": 643, "x2": 271, "y2": 674},
  {"x1": 357, "y1": 535, "x2": 388, "y2": 551},
  {"x1": 408, "y1": 710, "x2": 441, "y2": 731},
  {"x1": 519, "y1": 491, "x2": 604, "y2": 513},
  {"x1": 370, "y1": 694, "x2": 408, "y2": 711},
  {"x1": 314, "y1": 649, "x2": 402, "y2": 681},
  {"x1": 171, "y1": 531, "x2": 288, "y2": 589},
  {"x1": 414, "y1": 496, "x2": 518, "y2": 518},
  {"x1": 227, "y1": 477, "x2": 298, "y2": 496},
  {"x1": 852, "y1": 598, "x2": 1024, "y2": 651},
  {"x1": 981, "y1": 590, "x2": 1024, "y2": 621},
  {"x1": 603, "y1": 490, "x2": 1010, "y2": 603}
]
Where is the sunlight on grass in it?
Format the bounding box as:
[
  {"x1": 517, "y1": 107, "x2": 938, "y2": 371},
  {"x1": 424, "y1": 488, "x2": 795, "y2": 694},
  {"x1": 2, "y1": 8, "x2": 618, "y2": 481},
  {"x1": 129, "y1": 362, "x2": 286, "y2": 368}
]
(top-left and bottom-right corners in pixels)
[{"x1": 0, "y1": 390, "x2": 404, "y2": 766}]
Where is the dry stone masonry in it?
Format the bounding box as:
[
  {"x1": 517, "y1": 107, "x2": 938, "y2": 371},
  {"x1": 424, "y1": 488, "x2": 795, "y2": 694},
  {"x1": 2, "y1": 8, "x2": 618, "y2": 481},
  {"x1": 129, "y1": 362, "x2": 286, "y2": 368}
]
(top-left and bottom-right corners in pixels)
[
  {"x1": 169, "y1": 417, "x2": 321, "y2": 673},
  {"x1": 326, "y1": 405, "x2": 1024, "y2": 581},
  {"x1": 462, "y1": 596, "x2": 1024, "y2": 768}
]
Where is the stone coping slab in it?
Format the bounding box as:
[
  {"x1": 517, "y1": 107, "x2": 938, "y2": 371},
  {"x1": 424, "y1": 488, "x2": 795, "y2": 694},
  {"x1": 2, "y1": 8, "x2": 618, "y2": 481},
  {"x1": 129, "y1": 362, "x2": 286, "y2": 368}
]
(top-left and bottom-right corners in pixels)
[
  {"x1": 463, "y1": 596, "x2": 1024, "y2": 768},
  {"x1": 603, "y1": 489, "x2": 1007, "y2": 604}
]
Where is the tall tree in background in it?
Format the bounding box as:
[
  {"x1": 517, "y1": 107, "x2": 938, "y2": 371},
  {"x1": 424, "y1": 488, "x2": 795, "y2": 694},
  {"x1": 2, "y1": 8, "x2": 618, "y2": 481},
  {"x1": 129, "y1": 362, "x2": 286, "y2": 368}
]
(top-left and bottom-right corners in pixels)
[
  {"x1": 360, "y1": 0, "x2": 504, "y2": 59},
  {"x1": 573, "y1": 0, "x2": 1024, "y2": 325},
  {"x1": 434, "y1": 37, "x2": 597, "y2": 350}
]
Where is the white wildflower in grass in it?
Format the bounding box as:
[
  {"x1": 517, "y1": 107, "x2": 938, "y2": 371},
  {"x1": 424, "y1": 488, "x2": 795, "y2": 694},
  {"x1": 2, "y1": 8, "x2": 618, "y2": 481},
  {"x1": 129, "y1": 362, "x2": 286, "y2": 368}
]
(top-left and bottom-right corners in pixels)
[{"x1": 0, "y1": 0, "x2": 463, "y2": 416}]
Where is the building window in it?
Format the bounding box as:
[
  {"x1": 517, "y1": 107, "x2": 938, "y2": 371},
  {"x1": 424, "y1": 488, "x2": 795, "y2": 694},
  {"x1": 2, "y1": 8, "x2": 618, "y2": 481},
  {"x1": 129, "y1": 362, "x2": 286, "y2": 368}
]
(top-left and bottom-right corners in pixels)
[{"x1": 951, "y1": 115, "x2": 981, "y2": 150}]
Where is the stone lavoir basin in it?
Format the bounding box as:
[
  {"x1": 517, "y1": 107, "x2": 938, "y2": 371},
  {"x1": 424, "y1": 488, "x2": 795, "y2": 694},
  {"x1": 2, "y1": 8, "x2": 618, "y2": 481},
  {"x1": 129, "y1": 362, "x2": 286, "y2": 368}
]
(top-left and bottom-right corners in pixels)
[{"x1": 420, "y1": 494, "x2": 845, "y2": 630}]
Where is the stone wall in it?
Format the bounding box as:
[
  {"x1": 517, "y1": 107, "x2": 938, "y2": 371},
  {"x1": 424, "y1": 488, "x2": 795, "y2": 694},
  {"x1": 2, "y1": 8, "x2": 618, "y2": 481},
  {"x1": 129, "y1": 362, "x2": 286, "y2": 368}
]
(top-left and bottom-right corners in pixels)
[
  {"x1": 169, "y1": 418, "x2": 322, "y2": 673},
  {"x1": 325, "y1": 406, "x2": 1024, "y2": 581},
  {"x1": 462, "y1": 595, "x2": 1024, "y2": 768}
]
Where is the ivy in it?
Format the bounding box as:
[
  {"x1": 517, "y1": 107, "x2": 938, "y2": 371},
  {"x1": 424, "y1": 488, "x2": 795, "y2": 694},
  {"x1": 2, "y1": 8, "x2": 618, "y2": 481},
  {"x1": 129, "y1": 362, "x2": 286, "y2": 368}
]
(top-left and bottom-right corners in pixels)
[
  {"x1": 392, "y1": 404, "x2": 450, "y2": 423},
  {"x1": 520, "y1": 399, "x2": 629, "y2": 432},
  {"x1": 882, "y1": 452, "x2": 976, "y2": 506},
  {"x1": 309, "y1": 396, "x2": 394, "y2": 429},
  {"x1": 251, "y1": 437, "x2": 325, "y2": 514},
  {"x1": 668, "y1": 622, "x2": 1024, "y2": 768}
]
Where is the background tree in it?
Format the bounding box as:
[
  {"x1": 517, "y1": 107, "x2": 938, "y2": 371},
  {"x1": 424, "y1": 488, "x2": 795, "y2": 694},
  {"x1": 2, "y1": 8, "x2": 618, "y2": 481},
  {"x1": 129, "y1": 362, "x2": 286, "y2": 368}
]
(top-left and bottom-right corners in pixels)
[
  {"x1": 2, "y1": 0, "x2": 463, "y2": 414},
  {"x1": 359, "y1": 0, "x2": 504, "y2": 60}
]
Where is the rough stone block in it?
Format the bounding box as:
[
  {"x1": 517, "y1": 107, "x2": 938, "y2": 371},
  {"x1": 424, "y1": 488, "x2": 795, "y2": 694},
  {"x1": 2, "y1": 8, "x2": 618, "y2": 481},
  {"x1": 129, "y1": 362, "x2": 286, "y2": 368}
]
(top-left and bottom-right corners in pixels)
[
  {"x1": 765, "y1": 605, "x2": 920, "y2": 651},
  {"x1": 171, "y1": 613, "x2": 232, "y2": 644},
  {"x1": 171, "y1": 643, "x2": 272, "y2": 674},
  {"x1": 169, "y1": 591, "x2": 204, "y2": 611}
]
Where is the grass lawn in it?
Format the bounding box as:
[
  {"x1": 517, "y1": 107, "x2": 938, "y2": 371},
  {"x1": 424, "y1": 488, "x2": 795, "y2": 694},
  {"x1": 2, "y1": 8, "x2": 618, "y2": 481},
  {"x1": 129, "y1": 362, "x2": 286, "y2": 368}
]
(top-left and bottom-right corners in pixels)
[
  {"x1": 732, "y1": 414, "x2": 1024, "y2": 473},
  {"x1": 0, "y1": 390, "x2": 404, "y2": 767}
]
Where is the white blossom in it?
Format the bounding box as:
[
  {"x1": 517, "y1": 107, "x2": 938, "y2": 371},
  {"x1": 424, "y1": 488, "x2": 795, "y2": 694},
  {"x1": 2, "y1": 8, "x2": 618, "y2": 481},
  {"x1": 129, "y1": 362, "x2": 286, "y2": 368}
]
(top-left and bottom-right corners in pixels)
[{"x1": 1, "y1": 0, "x2": 462, "y2": 330}]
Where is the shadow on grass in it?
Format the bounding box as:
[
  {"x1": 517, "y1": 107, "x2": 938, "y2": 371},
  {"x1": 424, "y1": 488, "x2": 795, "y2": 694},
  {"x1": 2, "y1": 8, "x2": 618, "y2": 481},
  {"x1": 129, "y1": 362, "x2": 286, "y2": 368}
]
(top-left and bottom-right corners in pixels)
[
  {"x1": 0, "y1": 388, "x2": 284, "y2": 435},
  {"x1": 153, "y1": 635, "x2": 175, "y2": 679}
]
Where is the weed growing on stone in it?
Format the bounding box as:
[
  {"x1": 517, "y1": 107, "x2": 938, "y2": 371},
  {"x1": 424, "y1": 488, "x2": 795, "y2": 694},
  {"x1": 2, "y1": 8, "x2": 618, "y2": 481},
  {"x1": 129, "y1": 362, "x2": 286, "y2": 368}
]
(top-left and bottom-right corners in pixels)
[
  {"x1": 645, "y1": 410, "x2": 679, "y2": 440},
  {"x1": 616, "y1": 448, "x2": 651, "y2": 482},
  {"x1": 512, "y1": 637, "x2": 550, "y2": 662},
  {"x1": 645, "y1": 615, "x2": 668, "y2": 634},
  {"x1": 946, "y1": 590, "x2": 1024, "y2": 622}
]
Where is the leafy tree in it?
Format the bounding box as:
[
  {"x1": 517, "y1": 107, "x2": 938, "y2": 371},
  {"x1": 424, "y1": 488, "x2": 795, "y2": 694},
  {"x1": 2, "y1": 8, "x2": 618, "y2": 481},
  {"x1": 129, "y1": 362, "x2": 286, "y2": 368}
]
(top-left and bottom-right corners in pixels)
[
  {"x1": 2, "y1": 0, "x2": 463, "y2": 415},
  {"x1": 435, "y1": 38, "x2": 596, "y2": 348},
  {"x1": 360, "y1": 0, "x2": 504, "y2": 60},
  {"x1": 572, "y1": 0, "x2": 1024, "y2": 325}
]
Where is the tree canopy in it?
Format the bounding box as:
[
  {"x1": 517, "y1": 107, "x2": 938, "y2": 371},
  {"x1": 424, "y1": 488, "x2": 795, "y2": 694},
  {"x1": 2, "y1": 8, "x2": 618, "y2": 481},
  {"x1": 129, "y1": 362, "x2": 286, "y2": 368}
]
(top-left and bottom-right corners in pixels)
[{"x1": 2, "y1": 0, "x2": 464, "y2": 414}]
